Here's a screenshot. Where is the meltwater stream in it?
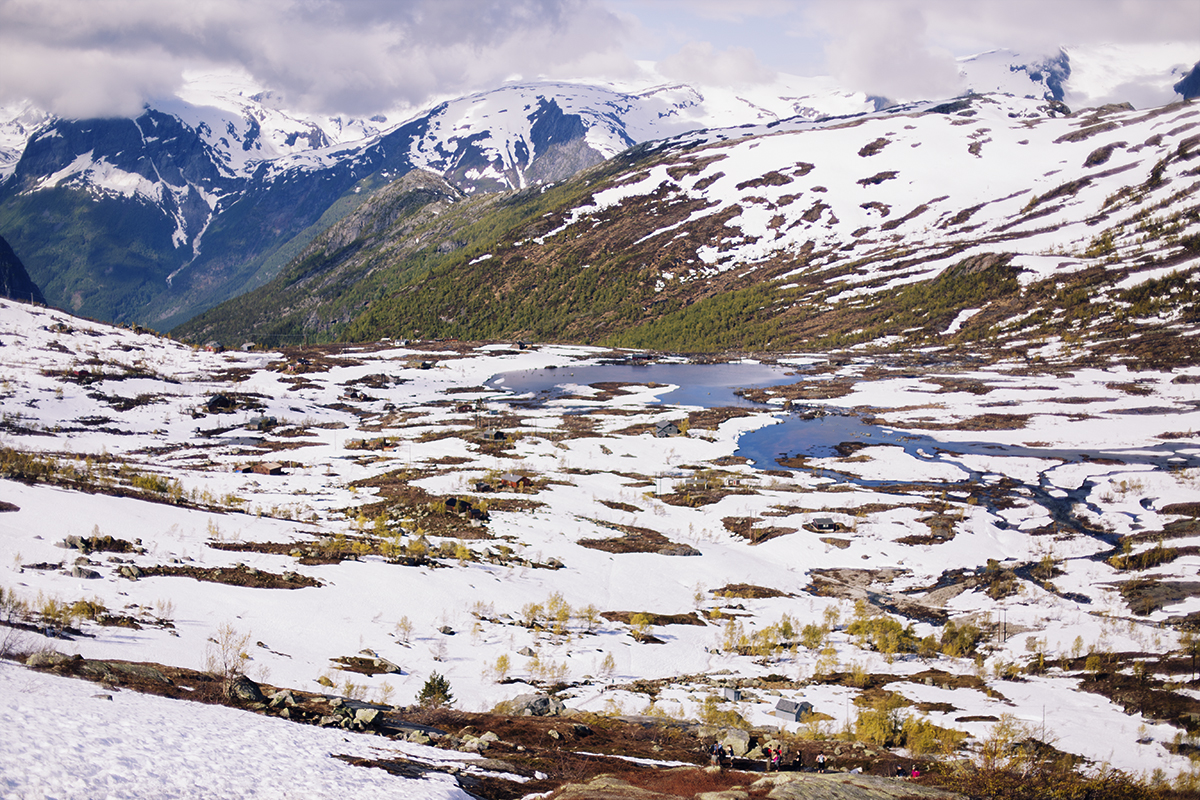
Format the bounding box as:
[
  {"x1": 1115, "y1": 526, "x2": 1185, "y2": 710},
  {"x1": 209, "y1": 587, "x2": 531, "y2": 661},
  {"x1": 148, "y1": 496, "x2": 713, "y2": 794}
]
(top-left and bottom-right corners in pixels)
[{"x1": 486, "y1": 361, "x2": 1200, "y2": 547}]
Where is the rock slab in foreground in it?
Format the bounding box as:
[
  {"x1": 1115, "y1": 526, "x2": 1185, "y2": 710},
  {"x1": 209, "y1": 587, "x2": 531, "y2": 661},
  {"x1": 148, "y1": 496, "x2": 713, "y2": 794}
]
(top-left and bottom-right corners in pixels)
[
  {"x1": 550, "y1": 772, "x2": 965, "y2": 800},
  {"x1": 753, "y1": 772, "x2": 965, "y2": 800}
]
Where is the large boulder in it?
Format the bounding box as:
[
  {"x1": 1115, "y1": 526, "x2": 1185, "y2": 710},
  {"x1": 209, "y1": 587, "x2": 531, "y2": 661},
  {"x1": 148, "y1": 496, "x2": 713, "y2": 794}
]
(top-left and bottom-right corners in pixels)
[
  {"x1": 225, "y1": 674, "x2": 265, "y2": 703},
  {"x1": 510, "y1": 693, "x2": 565, "y2": 717},
  {"x1": 354, "y1": 707, "x2": 381, "y2": 727},
  {"x1": 720, "y1": 728, "x2": 751, "y2": 758}
]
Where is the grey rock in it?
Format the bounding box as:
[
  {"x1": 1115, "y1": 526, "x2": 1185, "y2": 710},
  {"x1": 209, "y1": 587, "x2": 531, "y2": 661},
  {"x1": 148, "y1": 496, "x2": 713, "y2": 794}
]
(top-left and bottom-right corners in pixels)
[
  {"x1": 225, "y1": 674, "x2": 266, "y2": 703},
  {"x1": 751, "y1": 772, "x2": 965, "y2": 799},
  {"x1": 354, "y1": 707, "x2": 380, "y2": 726},
  {"x1": 71, "y1": 565, "x2": 102, "y2": 579},
  {"x1": 517, "y1": 646, "x2": 536, "y2": 657},
  {"x1": 657, "y1": 544, "x2": 701, "y2": 556},
  {"x1": 510, "y1": 693, "x2": 565, "y2": 717},
  {"x1": 268, "y1": 690, "x2": 297, "y2": 708},
  {"x1": 721, "y1": 728, "x2": 751, "y2": 758}
]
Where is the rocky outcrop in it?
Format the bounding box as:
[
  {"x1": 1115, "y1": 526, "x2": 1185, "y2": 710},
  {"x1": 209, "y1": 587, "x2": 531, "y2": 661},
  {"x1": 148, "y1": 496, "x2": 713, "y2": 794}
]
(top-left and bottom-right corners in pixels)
[
  {"x1": 749, "y1": 772, "x2": 964, "y2": 799},
  {"x1": 553, "y1": 774, "x2": 684, "y2": 799},
  {"x1": 549, "y1": 772, "x2": 965, "y2": 800},
  {"x1": 26, "y1": 652, "x2": 175, "y2": 687}
]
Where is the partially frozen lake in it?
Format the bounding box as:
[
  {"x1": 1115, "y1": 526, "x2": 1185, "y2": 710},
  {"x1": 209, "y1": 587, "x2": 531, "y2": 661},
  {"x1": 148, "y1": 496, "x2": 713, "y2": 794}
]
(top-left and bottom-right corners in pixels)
[{"x1": 485, "y1": 361, "x2": 797, "y2": 407}]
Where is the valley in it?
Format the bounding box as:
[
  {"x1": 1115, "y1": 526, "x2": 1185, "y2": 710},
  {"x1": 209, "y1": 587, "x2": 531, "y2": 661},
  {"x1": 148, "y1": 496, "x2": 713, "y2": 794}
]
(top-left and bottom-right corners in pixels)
[{"x1": 1, "y1": 296, "x2": 1199, "y2": 797}]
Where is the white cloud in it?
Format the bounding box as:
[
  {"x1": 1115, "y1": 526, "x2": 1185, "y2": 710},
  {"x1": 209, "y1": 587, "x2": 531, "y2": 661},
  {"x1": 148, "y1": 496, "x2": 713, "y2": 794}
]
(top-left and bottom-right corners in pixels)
[
  {"x1": 807, "y1": 0, "x2": 1200, "y2": 101},
  {"x1": 658, "y1": 42, "x2": 777, "y2": 87},
  {"x1": 0, "y1": 0, "x2": 635, "y2": 117},
  {"x1": 812, "y1": 2, "x2": 963, "y2": 101},
  {"x1": 1, "y1": 0, "x2": 1196, "y2": 118}
]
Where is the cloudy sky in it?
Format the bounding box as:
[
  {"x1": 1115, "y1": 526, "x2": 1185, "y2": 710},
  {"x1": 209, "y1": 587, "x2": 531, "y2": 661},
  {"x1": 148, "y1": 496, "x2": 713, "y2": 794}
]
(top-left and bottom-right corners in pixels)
[{"x1": 1, "y1": 0, "x2": 1197, "y2": 118}]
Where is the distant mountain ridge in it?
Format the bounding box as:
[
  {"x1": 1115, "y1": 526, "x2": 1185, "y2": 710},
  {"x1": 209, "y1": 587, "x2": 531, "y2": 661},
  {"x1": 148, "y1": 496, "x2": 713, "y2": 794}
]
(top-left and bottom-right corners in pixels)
[
  {"x1": 177, "y1": 92, "x2": 1200, "y2": 366},
  {"x1": 0, "y1": 44, "x2": 1195, "y2": 331}
]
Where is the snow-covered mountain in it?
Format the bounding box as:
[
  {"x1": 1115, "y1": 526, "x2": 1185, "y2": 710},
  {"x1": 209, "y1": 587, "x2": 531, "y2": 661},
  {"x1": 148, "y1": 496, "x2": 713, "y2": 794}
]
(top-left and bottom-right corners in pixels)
[
  {"x1": 0, "y1": 70, "x2": 878, "y2": 328},
  {"x1": 958, "y1": 43, "x2": 1199, "y2": 107},
  {"x1": 190, "y1": 87, "x2": 1198, "y2": 356},
  {"x1": 0, "y1": 46, "x2": 1194, "y2": 330}
]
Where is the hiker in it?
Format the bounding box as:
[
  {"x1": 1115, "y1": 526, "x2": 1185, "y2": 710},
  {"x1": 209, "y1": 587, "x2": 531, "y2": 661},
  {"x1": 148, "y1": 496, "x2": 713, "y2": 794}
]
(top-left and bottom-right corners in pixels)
[
  {"x1": 710, "y1": 742, "x2": 722, "y2": 767},
  {"x1": 815, "y1": 752, "x2": 827, "y2": 772},
  {"x1": 911, "y1": 765, "x2": 921, "y2": 779},
  {"x1": 764, "y1": 746, "x2": 774, "y2": 771},
  {"x1": 771, "y1": 746, "x2": 781, "y2": 772},
  {"x1": 895, "y1": 764, "x2": 906, "y2": 778}
]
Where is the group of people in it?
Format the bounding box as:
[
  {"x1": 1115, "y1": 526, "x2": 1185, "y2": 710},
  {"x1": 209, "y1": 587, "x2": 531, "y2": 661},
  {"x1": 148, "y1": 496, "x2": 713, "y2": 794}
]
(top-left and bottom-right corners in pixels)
[
  {"x1": 707, "y1": 743, "x2": 923, "y2": 778},
  {"x1": 709, "y1": 742, "x2": 786, "y2": 771},
  {"x1": 708, "y1": 741, "x2": 837, "y2": 773}
]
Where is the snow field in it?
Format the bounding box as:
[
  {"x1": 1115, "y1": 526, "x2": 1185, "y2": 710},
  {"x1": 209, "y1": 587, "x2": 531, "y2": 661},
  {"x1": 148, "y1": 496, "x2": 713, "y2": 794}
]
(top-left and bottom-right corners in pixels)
[
  {"x1": 0, "y1": 662, "x2": 474, "y2": 800},
  {"x1": 1, "y1": 297, "x2": 1199, "y2": 781}
]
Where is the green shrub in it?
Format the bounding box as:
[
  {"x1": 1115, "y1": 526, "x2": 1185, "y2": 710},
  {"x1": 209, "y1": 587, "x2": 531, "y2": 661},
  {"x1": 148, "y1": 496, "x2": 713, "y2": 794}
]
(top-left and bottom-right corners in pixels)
[{"x1": 418, "y1": 672, "x2": 454, "y2": 708}]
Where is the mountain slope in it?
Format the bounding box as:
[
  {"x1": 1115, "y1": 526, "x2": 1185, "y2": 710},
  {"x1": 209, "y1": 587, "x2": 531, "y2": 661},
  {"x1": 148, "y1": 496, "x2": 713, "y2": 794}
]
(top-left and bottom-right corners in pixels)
[
  {"x1": 176, "y1": 170, "x2": 470, "y2": 345},
  {"x1": 4, "y1": 46, "x2": 1196, "y2": 331},
  {"x1": 180, "y1": 94, "x2": 1200, "y2": 365},
  {"x1": 0, "y1": 75, "x2": 875, "y2": 330}
]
